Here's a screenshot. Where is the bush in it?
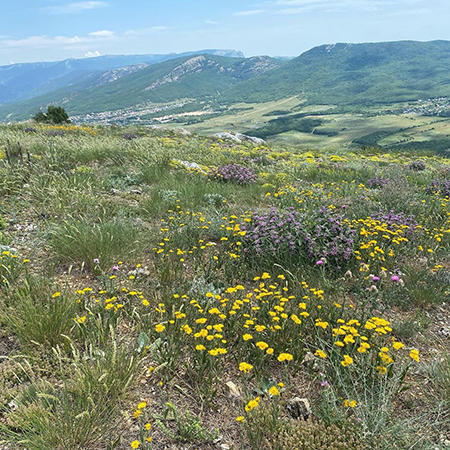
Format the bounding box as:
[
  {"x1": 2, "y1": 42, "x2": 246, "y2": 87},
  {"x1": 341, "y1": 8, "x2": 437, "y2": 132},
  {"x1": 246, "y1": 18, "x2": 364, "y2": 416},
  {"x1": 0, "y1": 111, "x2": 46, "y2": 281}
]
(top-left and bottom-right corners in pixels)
[
  {"x1": 240, "y1": 207, "x2": 355, "y2": 271},
  {"x1": 242, "y1": 207, "x2": 304, "y2": 259},
  {"x1": 407, "y1": 160, "x2": 426, "y2": 171},
  {"x1": 270, "y1": 418, "x2": 365, "y2": 450},
  {"x1": 303, "y1": 207, "x2": 355, "y2": 269},
  {"x1": 210, "y1": 164, "x2": 257, "y2": 185}
]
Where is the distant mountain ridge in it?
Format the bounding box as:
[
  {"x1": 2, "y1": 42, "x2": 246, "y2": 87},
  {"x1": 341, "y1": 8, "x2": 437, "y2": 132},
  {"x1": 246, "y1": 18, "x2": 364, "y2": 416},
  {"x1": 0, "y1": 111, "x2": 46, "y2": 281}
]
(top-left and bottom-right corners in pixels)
[
  {"x1": 2, "y1": 41, "x2": 450, "y2": 122},
  {"x1": 0, "y1": 49, "x2": 244, "y2": 104},
  {"x1": 0, "y1": 54, "x2": 282, "y2": 119}
]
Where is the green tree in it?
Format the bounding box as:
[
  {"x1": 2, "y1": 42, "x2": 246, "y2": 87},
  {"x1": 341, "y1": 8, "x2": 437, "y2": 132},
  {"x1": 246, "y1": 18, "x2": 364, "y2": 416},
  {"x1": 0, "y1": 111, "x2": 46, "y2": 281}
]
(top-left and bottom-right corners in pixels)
[{"x1": 33, "y1": 106, "x2": 70, "y2": 124}]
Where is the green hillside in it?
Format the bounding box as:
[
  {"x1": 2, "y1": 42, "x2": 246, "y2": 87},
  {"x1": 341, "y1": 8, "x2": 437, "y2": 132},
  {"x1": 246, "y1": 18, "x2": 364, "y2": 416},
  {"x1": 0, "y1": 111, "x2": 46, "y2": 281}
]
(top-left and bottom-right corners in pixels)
[
  {"x1": 0, "y1": 55, "x2": 282, "y2": 120},
  {"x1": 3, "y1": 40, "x2": 450, "y2": 123},
  {"x1": 224, "y1": 40, "x2": 450, "y2": 105}
]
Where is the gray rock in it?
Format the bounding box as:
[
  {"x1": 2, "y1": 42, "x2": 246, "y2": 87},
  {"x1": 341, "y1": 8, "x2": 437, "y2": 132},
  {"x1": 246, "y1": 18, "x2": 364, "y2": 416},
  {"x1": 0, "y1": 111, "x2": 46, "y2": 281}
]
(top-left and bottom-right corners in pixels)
[
  {"x1": 213, "y1": 132, "x2": 242, "y2": 143},
  {"x1": 286, "y1": 397, "x2": 311, "y2": 420},
  {"x1": 128, "y1": 267, "x2": 151, "y2": 277},
  {"x1": 178, "y1": 128, "x2": 191, "y2": 136},
  {"x1": 174, "y1": 159, "x2": 207, "y2": 174},
  {"x1": 213, "y1": 131, "x2": 266, "y2": 145}
]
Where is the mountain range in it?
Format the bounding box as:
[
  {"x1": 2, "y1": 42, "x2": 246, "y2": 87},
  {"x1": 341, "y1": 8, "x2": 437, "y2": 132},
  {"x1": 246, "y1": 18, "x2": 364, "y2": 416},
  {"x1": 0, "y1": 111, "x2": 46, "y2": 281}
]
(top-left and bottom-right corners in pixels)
[
  {"x1": 0, "y1": 49, "x2": 244, "y2": 105},
  {"x1": 2, "y1": 40, "x2": 450, "y2": 122}
]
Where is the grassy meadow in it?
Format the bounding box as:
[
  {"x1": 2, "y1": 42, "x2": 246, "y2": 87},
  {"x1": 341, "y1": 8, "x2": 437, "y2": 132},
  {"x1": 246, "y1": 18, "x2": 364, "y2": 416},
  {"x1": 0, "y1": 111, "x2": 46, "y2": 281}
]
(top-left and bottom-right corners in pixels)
[{"x1": 0, "y1": 123, "x2": 449, "y2": 449}]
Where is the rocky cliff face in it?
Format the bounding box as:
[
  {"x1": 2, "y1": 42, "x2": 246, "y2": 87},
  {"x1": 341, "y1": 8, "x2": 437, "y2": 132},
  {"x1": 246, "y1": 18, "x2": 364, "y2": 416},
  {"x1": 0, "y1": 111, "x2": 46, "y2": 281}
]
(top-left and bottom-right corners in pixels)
[
  {"x1": 95, "y1": 64, "x2": 150, "y2": 86},
  {"x1": 144, "y1": 55, "x2": 281, "y2": 91},
  {"x1": 144, "y1": 56, "x2": 213, "y2": 91}
]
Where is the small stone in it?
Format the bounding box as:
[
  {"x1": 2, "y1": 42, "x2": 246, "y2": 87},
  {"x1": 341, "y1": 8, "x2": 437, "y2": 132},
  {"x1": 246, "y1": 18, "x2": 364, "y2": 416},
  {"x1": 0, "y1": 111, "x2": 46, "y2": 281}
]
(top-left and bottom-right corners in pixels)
[
  {"x1": 286, "y1": 397, "x2": 311, "y2": 420},
  {"x1": 225, "y1": 381, "x2": 241, "y2": 399},
  {"x1": 129, "y1": 268, "x2": 151, "y2": 277},
  {"x1": 302, "y1": 351, "x2": 315, "y2": 365}
]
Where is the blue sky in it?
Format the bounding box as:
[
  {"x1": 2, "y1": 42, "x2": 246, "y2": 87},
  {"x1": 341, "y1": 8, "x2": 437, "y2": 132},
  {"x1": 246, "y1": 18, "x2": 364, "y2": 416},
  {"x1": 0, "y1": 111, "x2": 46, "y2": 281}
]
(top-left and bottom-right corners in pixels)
[{"x1": 0, "y1": 0, "x2": 448, "y2": 65}]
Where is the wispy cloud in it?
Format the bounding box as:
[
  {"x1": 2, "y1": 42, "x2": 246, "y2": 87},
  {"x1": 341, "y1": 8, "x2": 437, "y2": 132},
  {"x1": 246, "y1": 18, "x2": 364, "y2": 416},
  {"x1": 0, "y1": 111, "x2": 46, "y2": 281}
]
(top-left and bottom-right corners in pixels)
[
  {"x1": 124, "y1": 27, "x2": 169, "y2": 36},
  {"x1": 205, "y1": 20, "x2": 219, "y2": 25},
  {"x1": 89, "y1": 30, "x2": 114, "y2": 37},
  {"x1": 274, "y1": 0, "x2": 422, "y2": 13},
  {"x1": 234, "y1": 9, "x2": 266, "y2": 16},
  {"x1": 43, "y1": 1, "x2": 109, "y2": 15}
]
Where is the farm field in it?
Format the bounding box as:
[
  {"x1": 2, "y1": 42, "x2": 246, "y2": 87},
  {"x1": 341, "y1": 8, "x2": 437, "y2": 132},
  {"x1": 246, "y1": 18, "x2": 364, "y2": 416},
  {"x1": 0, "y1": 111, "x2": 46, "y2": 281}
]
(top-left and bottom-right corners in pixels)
[
  {"x1": 176, "y1": 100, "x2": 450, "y2": 152},
  {"x1": 0, "y1": 123, "x2": 449, "y2": 449}
]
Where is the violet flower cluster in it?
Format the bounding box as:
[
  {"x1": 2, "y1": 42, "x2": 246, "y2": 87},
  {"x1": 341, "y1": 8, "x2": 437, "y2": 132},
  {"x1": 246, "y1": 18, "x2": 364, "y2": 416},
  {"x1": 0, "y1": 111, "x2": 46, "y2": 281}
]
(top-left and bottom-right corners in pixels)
[
  {"x1": 241, "y1": 207, "x2": 305, "y2": 256},
  {"x1": 122, "y1": 133, "x2": 138, "y2": 140},
  {"x1": 407, "y1": 160, "x2": 427, "y2": 171},
  {"x1": 303, "y1": 207, "x2": 355, "y2": 269},
  {"x1": 426, "y1": 179, "x2": 450, "y2": 199},
  {"x1": 367, "y1": 176, "x2": 390, "y2": 189},
  {"x1": 240, "y1": 206, "x2": 356, "y2": 271},
  {"x1": 369, "y1": 210, "x2": 420, "y2": 240},
  {"x1": 209, "y1": 164, "x2": 257, "y2": 185}
]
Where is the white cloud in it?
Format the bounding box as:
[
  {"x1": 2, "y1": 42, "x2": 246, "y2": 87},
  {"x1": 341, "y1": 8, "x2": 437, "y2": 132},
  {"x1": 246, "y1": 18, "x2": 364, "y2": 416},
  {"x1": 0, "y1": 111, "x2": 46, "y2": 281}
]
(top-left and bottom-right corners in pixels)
[
  {"x1": 124, "y1": 27, "x2": 168, "y2": 36},
  {"x1": 44, "y1": 1, "x2": 108, "y2": 14},
  {"x1": 234, "y1": 9, "x2": 266, "y2": 16},
  {"x1": 205, "y1": 20, "x2": 219, "y2": 25},
  {"x1": 85, "y1": 50, "x2": 101, "y2": 57},
  {"x1": 89, "y1": 30, "x2": 114, "y2": 37}
]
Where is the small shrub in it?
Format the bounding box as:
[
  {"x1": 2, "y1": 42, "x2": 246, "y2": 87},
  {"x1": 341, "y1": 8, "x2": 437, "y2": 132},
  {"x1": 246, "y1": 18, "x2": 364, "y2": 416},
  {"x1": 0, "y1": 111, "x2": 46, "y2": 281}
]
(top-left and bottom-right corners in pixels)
[
  {"x1": 241, "y1": 207, "x2": 305, "y2": 262},
  {"x1": 407, "y1": 160, "x2": 426, "y2": 171},
  {"x1": 210, "y1": 164, "x2": 257, "y2": 185},
  {"x1": 44, "y1": 129, "x2": 65, "y2": 137},
  {"x1": 303, "y1": 207, "x2": 355, "y2": 269},
  {"x1": 203, "y1": 193, "x2": 226, "y2": 207},
  {"x1": 367, "y1": 176, "x2": 390, "y2": 189},
  {"x1": 270, "y1": 418, "x2": 365, "y2": 450}
]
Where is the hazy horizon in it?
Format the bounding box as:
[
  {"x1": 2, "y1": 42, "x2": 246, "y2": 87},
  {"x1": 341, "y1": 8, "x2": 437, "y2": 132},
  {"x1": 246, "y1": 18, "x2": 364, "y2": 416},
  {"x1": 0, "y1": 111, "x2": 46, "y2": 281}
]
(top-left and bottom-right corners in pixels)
[
  {"x1": 1, "y1": 38, "x2": 449, "y2": 67},
  {"x1": 1, "y1": 0, "x2": 448, "y2": 66}
]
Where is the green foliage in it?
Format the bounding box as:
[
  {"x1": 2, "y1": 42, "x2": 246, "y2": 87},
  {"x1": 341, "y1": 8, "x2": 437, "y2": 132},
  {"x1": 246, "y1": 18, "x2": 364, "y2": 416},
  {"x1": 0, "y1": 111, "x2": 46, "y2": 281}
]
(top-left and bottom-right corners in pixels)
[
  {"x1": 269, "y1": 418, "x2": 365, "y2": 450},
  {"x1": 33, "y1": 106, "x2": 70, "y2": 124},
  {"x1": 2, "y1": 278, "x2": 77, "y2": 349},
  {"x1": 3, "y1": 341, "x2": 138, "y2": 450},
  {"x1": 47, "y1": 217, "x2": 142, "y2": 271},
  {"x1": 252, "y1": 116, "x2": 324, "y2": 139}
]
